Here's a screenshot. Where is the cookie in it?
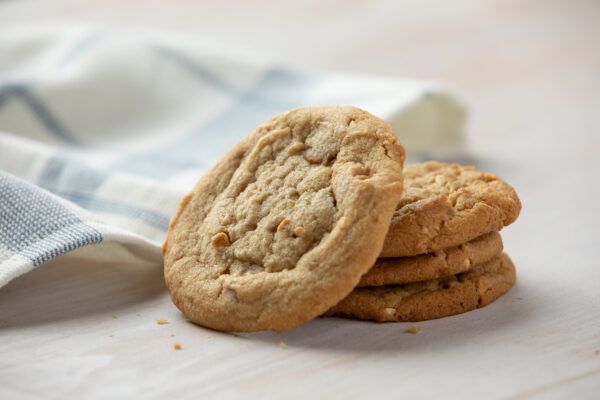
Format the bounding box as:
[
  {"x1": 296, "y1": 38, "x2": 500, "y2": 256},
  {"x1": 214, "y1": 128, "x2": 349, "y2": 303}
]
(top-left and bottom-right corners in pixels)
[
  {"x1": 162, "y1": 106, "x2": 406, "y2": 332},
  {"x1": 327, "y1": 253, "x2": 516, "y2": 322},
  {"x1": 380, "y1": 161, "x2": 521, "y2": 258},
  {"x1": 358, "y1": 231, "x2": 503, "y2": 287}
]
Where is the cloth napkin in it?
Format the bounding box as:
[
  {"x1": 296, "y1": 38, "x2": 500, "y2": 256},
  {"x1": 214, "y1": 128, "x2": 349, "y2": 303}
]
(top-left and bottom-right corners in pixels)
[{"x1": 0, "y1": 25, "x2": 465, "y2": 288}]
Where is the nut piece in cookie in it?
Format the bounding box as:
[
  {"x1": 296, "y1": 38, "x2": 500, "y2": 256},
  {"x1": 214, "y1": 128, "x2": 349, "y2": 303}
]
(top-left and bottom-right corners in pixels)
[
  {"x1": 162, "y1": 106, "x2": 405, "y2": 332},
  {"x1": 211, "y1": 232, "x2": 230, "y2": 247}
]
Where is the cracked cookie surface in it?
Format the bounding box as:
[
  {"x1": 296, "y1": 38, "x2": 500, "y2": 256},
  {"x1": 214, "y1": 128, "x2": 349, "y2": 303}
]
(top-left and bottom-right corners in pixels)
[
  {"x1": 327, "y1": 253, "x2": 516, "y2": 322},
  {"x1": 359, "y1": 231, "x2": 503, "y2": 287},
  {"x1": 380, "y1": 161, "x2": 521, "y2": 258},
  {"x1": 162, "y1": 106, "x2": 405, "y2": 332}
]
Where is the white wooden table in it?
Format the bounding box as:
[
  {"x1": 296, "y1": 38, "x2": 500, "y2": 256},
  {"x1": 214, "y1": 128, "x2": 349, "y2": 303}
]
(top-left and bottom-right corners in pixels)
[{"x1": 1, "y1": 1, "x2": 599, "y2": 398}]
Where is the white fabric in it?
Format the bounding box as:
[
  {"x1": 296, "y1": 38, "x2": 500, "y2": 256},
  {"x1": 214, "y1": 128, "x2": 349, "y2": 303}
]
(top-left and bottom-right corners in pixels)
[{"x1": 0, "y1": 25, "x2": 465, "y2": 288}]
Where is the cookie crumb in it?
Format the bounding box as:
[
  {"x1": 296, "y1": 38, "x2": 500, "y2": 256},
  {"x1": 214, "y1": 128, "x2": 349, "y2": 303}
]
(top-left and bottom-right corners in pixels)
[
  {"x1": 205, "y1": 334, "x2": 211, "y2": 339},
  {"x1": 136, "y1": 313, "x2": 140, "y2": 317},
  {"x1": 157, "y1": 318, "x2": 169, "y2": 325},
  {"x1": 407, "y1": 325, "x2": 421, "y2": 334},
  {"x1": 211, "y1": 232, "x2": 230, "y2": 247},
  {"x1": 395, "y1": 353, "x2": 401, "y2": 358},
  {"x1": 173, "y1": 343, "x2": 182, "y2": 350},
  {"x1": 279, "y1": 341, "x2": 286, "y2": 349},
  {"x1": 294, "y1": 226, "x2": 304, "y2": 236},
  {"x1": 108, "y1": 333, "x2": 113, "y2": 337},
  {"x1": 112, "y1": 315, "x2": 118, "y2": 319},
  {"x1": 336, "y1": 325, "x2": 341, "y2": 328},
  {"x1": 277, "y1": 218, "x2": 290, "y2": 232},
  {"x1": 169, "y1": 332, "x2": 175, "y2": 337}
]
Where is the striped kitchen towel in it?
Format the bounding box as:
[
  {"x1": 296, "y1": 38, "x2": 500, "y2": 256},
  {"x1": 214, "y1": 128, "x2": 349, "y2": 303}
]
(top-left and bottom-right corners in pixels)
[{"x1": 0, "y1": 25, "x2": 465, "y2": 288}]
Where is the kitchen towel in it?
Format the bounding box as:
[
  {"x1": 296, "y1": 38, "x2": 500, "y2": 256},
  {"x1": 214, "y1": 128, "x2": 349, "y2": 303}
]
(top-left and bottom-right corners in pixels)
[{"x1": 0, "y1": 25, "x2": 465, "y2": 288}]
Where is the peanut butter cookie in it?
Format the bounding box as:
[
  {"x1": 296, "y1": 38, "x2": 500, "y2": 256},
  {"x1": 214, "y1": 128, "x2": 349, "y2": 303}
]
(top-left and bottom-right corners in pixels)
[
  {"x1": 380, "y1": 162, "x2": 521, "y2": 257},
  {"x1": 359, "y1": 231, "x2": 503, "y2": 287},
  {"x1": 162, "y1": 106, "x2": 405, "y2": 332},
  {"x1": 327, "y1": 253, "x2": 516, "y2": 322}
]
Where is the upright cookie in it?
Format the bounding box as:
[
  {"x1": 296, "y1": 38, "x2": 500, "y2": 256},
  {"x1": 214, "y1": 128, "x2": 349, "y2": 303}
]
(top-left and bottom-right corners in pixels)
[
  {"x1": 358, "y1": 231, "x2": 503, "y2": 287},
  {"x1": 380, "y1": 161, "x2": 521, "y2": 257},
  {"x1": 327, "y1": 253, "x2": 516, "y2": 322},
  {"x1": 162, "y1": 106, "x2": 405, "y2": 332}
]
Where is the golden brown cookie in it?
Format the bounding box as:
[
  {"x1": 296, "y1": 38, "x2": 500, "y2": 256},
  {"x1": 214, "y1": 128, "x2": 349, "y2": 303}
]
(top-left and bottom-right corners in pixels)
[
  {"x1": 327, "y1": 253, "x2": 516, "y2": 322},
  {"x1": 380, "y1": 161, "x2": 521, "y2": 258},
  {"x1": 162, "y1": 106, "x2": 405, "y2": 332},
  {"x1": 358, "y1": 231, "x2": 503, "y2": 287}
]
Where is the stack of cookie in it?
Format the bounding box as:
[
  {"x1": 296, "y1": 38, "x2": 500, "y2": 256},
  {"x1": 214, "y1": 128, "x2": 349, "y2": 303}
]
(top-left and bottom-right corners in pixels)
[
  {"x1": 162, "y1": 106, "x2": 521, "y2": 332},
  {"x1": 327, "y1": 161, "x2": 521, "y2": 322}
]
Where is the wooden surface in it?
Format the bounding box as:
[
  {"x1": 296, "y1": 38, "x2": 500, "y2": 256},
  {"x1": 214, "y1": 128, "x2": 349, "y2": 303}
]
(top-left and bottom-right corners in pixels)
[{"x1": 1, "y1": 0, "x2": 600, "y2": 398}]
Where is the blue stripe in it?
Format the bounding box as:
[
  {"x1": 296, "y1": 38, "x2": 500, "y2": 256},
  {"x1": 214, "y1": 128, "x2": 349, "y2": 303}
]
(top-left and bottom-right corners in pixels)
[
  {"x1": 0, "y1": 82, "x2": 28, "y2": 107},
  {"x1": 0, "y1": 171, "x2": 103, "y2": 267},
  {"x1": 155, "y1": 45, "x2": 240, "y2": 95},
  {"x1": 18, "y1": 89, "x2": 82, "y2": 145},
  {"x1": 111, "y1": 66, "x2": 322, "y2": 178},
  {"x1": 0, "y1": 83, "x2": 82, "y2": 146},
  {"x1": 37, "y1": 156, "x2": 108, "y2": 208},
  {"x1": 56, "y1": 29, "x2": 107, "y2": 68},
  {"x1": 36, "y1": 156, "x2": 170, "y2": 230},
  {"x1": 0, "y1": 29, "x2": 108, "y2": 145},
  {"x1": 51, "y1": 190, "x2": 170, "y2": 230}
]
